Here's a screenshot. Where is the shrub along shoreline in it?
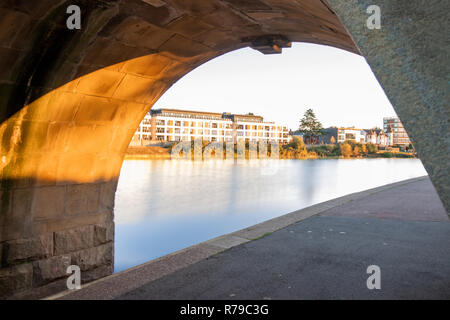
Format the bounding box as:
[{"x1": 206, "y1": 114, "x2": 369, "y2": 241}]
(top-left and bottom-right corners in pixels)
[
  {"x1": 282, "y1": 137, "x2": 415, "y2": 159},
  {"x1": 126, "y1": 137, "x2": 416, "y2": 160}
]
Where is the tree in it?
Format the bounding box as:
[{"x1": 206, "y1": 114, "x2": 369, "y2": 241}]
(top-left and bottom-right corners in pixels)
[
  {"x1": 361, "y1": 144, "x2": 368, "y2": 154},
  {"x1": 281, "y1": 136, "x2": 309, "y2": 158},
  {"x1": 340, "y1": 142, "x2": 353, "y2": 158},
  {"x1": 299, "y1": 108, "x2": 323, "y2": 145},
  {"x1": 330, "y1": 136, "x2": 336, "y2": 144},
  {"x1": 291, "y1": 136, "x2": 306, "y2": 151},
  {"x1": 366, "y1": 143, "x2": 378, "y2": 154}
]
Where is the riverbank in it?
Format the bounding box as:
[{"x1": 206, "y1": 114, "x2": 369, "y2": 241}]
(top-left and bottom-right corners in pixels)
[
  {"x1": 125, "y1": 145, "x2": 416, "y2": 160},
  {"x1": 125, "y1": 146, "x2": 171, "y2": 160},
  {"x1": 48, "y1": 176, "x2": 449, "y2": 300}
]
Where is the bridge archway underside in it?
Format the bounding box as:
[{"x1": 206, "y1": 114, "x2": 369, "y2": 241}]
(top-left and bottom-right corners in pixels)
[{"x1": 0, "y1": 0, "x2": 447, "y2": 299}]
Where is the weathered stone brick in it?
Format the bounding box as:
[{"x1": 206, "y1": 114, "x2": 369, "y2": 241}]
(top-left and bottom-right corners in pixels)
[
  {"x1": 67, "y1": 184, "x2": 100, "y2": 216},
  {"x1": 110, "y1": 16, "x2": 173, "y2": 50},
  {"x1": 119, "y1": 54, "x2": 172, "y2": 78},
  {"x1": 71, "y1": 242, "x2": 113, "y2": 271},
  {"x1": 76, "y1": 69, "x2": 125, "y2": 97},
  {"x1": 166, "y1": 15, "x2": 214, "y2": 38},
  {"x1": 158, "y1": 34, "x2": 212, "y2": 58},
  {"x1": 3, "y1": 233, "x2": 53, "y2": 265},
  {"x1": 33, "y1": 186, "x2": 66, "y2": 220},
  {"x1": 0, "y1": 263, "x2": 33, "y2": 299},
  {"x1": 112, "y1": 74, "x2": 161, "y2": 104},
  {"x1": 32, "y1": 255, "x2": 71, "y2": 286},
  {"x1": 94, "y1": 222, "x2": 114, "y2": 246},
  {"x1": 74, "y1": 95, "x2": 121, "y2": 124},
  {"x1": 12, "y1": 188, "x2": 33, "y2": 224},
  {"x1": 81, "y1": 264, "x2": 113, "y2": 283},
  {"x1": 0, "y1": 8, "x2": 30, "y2": 47},
  {"x1": 100, "y1": 180, "x2": 118, "y2": 212},
  {"x1": 56, "y1": 153, "x2": 97, "y2": 184},
  {"x1": 54, "y1": 225, "x2": 94, "y2": 255}
]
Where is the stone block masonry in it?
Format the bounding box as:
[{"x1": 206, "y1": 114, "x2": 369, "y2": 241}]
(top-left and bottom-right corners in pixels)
[{"x1": 0, "y1": 222, "x2": 114, "y2": 299}]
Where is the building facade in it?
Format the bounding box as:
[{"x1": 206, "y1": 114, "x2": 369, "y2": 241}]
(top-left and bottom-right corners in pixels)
[
  {"x1": 318, "y1": 126, "x2": 393, "y2": 147},
  {"x1": 336, "y1": 127, "x2": 366, "y2": 144},
  {"x1": 132, "y1": 109, "x2": 290, "y2": 145},
  {"x1": 383, "y1": 117, "x2": 411, "y2": 146}
]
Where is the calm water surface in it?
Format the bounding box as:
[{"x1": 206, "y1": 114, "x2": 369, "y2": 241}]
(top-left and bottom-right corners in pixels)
[{"x1": 114, "y1": 159, "x2": 427, "y2": 272}]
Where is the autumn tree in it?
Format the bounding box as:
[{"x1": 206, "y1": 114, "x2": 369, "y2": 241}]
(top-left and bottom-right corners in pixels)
[
  {"x1": 361, "y1": 144, "x2": 368, "y2": 154},
  {"x1": 340, "y1": 142, "x2": 353, "y2": 158}
]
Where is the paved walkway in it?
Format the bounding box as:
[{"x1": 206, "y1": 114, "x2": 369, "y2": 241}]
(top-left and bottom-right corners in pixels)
[{"x1": 55, "y1": 176, "x2": 449, "y2": 300}]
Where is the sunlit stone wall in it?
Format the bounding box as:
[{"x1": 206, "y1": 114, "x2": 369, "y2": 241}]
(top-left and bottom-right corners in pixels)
[{"x1": 0, "y1": 0, "x2": 357, "y2": 298}]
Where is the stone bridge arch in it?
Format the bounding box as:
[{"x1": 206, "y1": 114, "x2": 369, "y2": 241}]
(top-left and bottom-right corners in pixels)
[{"x1": 0, "y1": 0, "x2": 448, "y2": 298}]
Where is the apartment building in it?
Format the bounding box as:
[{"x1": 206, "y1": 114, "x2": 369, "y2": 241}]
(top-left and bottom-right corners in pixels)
[
  {"x1": 383, "y1": 117, "x2": 411, "y2": 146},
  {"x1": 336, "y1": 127, "x2": 366, "y2": 144},
  {"x1": 132, "y1": 108, "x2": 290, "y2": 145}
]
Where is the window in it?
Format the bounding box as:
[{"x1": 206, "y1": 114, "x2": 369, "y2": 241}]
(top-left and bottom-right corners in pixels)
[{"x1": 345, "y1": 133, "x2": 356, "y2": 140}]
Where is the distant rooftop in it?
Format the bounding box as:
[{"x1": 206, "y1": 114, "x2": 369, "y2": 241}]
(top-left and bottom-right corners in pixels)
[{"x1": 149, "y1": 108, "x2": 266, "y2": 123}]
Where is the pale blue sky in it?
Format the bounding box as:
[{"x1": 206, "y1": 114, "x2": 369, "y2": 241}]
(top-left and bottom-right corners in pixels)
[{"x1": 153, "y1": 42, "x2": 397, "y2": 131}]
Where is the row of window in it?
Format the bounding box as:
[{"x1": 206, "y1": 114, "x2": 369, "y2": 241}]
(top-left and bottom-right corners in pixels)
[
  {"x1": 154, "y1": 120, "x2": 232, "y2": 128},
  {"x1": 137, "y1": 134, "x2": 288, "y2": 142},
  {"x1": 157, "y1": 113, "x2": 224, "y2": 121},
  {"x1": 139, "y1": 126, "x2": 288, "y2": 132},
  {"x1": 142, "y1": 118, "x2": 287, "y2": 131},
  {"x1": 137, "y1": 130, "x2": 288, "y2": 138},
  {"x1": 140, "y1": 129, "x2": 233, "y2": 135}
]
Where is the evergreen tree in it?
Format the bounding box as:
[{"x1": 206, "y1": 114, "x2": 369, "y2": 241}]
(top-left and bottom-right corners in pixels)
[{"x1": 299, "y1": 108, "x2": 323, "y2": 144}]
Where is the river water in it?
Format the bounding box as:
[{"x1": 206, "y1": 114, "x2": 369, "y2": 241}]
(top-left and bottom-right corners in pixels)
[{"x1": 114, "y1": 159, "x2": 427, "y2": 272}]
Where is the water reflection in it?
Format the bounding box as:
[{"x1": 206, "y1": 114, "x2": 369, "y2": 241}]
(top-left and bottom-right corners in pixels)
[{"x1": 114, "y1": 159, "x2": 427, "y2": 272}]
